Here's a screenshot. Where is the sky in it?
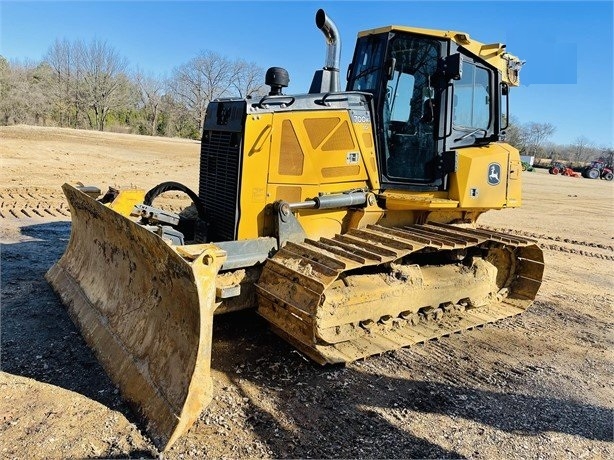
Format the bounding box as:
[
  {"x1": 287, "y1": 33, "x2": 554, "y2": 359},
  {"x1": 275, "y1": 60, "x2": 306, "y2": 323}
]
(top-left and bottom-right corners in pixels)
[{"x1": 1, "y1": 0, "x2": 612, "y2": 148}]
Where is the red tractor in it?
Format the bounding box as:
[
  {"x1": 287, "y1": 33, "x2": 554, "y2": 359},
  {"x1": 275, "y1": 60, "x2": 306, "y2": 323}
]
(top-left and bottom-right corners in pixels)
[
  {"x1": 582, "y1": 161, "x2": 614, "y2": 180},
  {"x1": 549, "y1": 161, "x2": 581, "y2": 177}
]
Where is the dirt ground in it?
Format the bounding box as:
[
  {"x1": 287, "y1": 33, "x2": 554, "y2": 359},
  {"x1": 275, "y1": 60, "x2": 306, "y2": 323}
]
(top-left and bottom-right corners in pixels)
[{"x1": 1, "y1": 125, "x2": 612, "y2": 459}]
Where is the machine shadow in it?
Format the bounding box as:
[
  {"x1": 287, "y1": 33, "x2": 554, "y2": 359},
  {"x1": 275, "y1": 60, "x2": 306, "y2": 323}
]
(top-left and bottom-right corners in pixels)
[
  {"x1": 210, "y1": 311, "x2": 465, "y2": 459},
  {"x1": 1, "y1": 221, "x2": 145, "y2": 431},
  {"x1": 210, "y1": 311, "x2": 612, "y2": 458}
]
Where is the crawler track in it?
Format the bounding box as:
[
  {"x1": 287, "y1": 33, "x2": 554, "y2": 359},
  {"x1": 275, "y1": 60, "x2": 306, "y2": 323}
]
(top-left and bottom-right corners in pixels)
[{"x1": 257, "y1": 223, "x2": 544, "y2": 364}]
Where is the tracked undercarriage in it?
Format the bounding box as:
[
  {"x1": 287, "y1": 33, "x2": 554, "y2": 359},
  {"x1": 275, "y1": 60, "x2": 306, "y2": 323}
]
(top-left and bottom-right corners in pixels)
[{"x1": 257, "y1": 223, "x2": 544, "y2": 364}]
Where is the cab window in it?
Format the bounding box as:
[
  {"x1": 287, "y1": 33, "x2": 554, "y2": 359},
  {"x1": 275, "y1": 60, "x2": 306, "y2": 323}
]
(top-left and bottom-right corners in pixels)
[{"x1": 453, "y1": 63, "x2": 491, "y2": 130}]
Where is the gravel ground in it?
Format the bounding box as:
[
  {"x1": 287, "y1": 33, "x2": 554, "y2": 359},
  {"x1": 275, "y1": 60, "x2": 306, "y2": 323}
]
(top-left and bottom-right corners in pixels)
[{"x1": 1, "y1": 126, "x2": 612, "y2": 459}]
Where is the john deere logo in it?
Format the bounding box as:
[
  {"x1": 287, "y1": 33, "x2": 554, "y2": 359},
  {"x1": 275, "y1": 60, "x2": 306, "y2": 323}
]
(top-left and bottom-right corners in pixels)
[{"x1": 488, "y1": 163, "x2": 501, "y2": 185}]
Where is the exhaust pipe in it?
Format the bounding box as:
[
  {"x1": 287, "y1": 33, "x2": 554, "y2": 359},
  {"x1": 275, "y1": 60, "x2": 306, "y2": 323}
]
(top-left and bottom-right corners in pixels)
[
  {"x1": 316, "y1": 9, "x2": 341, "y2": 91},
  {"x1": 310, "y1": 9, "x2": 341, "y2": 93}
]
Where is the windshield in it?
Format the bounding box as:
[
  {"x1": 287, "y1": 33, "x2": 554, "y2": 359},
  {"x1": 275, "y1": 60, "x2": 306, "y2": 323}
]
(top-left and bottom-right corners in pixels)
[{"x1": 383, "y1": 35, "x2": 440, "y2": 182}]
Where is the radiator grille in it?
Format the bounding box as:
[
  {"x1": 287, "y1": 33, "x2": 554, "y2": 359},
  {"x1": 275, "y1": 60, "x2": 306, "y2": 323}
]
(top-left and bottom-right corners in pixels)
[{"x1": 199, "y1": 130, "x2": 242, "y2": 242}]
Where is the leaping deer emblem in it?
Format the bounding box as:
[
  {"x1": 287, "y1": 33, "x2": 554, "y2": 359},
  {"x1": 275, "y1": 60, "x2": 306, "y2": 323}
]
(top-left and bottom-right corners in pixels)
[{"x1": 488, "y1": 163, "x2": 501, "y2": 185}]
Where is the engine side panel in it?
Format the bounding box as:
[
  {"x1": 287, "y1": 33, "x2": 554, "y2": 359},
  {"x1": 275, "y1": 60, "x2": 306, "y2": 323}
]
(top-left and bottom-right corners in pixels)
[{"x1": 448, "y1": 143, "x2": 522, "y2": 209}]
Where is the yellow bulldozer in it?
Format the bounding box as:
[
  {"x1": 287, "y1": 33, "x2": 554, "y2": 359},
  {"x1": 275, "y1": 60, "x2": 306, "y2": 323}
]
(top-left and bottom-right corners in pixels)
[{"x1": 46, "y1": 10, "x2": 543, "y2": 451}]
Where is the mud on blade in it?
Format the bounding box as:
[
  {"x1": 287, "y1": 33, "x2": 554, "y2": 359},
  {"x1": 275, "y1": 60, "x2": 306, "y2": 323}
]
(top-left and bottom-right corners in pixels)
[{"x1": 46, "y1": 184, "x2": 224, "y2": 450}]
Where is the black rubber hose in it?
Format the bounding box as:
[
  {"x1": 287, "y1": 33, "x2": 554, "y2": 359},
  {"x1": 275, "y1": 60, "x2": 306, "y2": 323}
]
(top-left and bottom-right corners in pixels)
[{"x1": 143, "y1": 181, "x2": 206, "y2": 220}]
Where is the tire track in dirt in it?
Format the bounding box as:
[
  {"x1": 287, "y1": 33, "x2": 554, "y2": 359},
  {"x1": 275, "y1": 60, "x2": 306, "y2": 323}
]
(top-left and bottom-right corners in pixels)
[
  {"x1": 0, "y1": 187, "x2": 190, "y2": 220},
  {"x1": 480, "y1": 225, "x2": 614, "y2": 260},
  {"x1": 362, "y1": 299, "x2": 565, "y2": 393},
  {"x1": 0, "y1": 188, "x2": 70, "y2": 219}
]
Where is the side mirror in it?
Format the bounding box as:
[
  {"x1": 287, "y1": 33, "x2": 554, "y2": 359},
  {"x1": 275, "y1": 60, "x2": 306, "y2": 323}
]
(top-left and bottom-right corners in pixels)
[{"x1": 442, "y1": 53, "x2": 463, "y2": 81}]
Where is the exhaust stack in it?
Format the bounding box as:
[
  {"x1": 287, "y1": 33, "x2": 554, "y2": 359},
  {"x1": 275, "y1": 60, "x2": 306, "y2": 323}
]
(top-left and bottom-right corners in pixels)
[{"x1": 310, "y1": 9, "x2": 341, "y2": 93}]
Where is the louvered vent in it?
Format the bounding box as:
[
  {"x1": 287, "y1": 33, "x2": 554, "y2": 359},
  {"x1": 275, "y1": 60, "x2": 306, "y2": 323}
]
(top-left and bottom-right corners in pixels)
[{"x1": 199, "y1": 130, "x2": 242, "y2": 242}]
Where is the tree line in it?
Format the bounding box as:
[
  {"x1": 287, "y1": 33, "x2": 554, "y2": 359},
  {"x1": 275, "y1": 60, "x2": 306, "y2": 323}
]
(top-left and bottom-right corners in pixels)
[
  {"x1": 1, "y1": 38, "x2": 611, "y2": 164},
  {"x1": 505, "y1": 119, "x2": 613, "y2": 166},
  {"x1": 0, "y1": 38, "x2": 265, "y2": 138}
]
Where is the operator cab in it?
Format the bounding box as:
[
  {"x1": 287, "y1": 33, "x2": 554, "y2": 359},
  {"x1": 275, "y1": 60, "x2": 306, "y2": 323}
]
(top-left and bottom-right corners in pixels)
[{"x1": 347, "y1": 28, "x2": 503, "y2": 191}]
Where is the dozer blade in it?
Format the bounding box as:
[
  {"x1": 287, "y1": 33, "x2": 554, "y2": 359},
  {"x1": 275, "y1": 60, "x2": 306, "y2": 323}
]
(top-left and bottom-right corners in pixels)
[
  {"x1": 256, "y1": 223, "x2": 544, "y2": 364},
  {"x1": 46, "y1": 184, "x2": 225, "y2": 451}
]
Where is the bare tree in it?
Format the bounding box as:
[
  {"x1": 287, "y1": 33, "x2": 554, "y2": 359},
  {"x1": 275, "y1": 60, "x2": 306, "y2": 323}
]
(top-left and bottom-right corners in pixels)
[
  {"x1": 571, "y1": 136, "x2": 593, "y2": 163},
  {"x1": 503, "y1": 117, "x2": 526, "y2": 152},
  {"x1": 134, "y1": 69, "x2": 165, "y2": 135},
  {"x1": 77, "y1": 39, "x2": 130, "y2": 131},
  {"x1": 29, "y1": 62, "x2": 54, "y2": 125},
  {"x1": 0, "y1": 61, "x2": 30, "y2": 124},
  {"x1": 0, "y1": 56, "x2": 11, "y2": 124},
  {"x1": 549, "y1": 143, "x2": 573, "y2": 161},
  {"x1": 0, "y1": 58, "x2": 52, "y2": 125},
  {"x1": 45, "y1": 38, "x2": 81, "y2": 127},
  {"x1": 523, "y1": 122, "x2": 556, "y2": 156},
  {"x1": 231, "y1": 58, "x2": 266, "y2": 98},
  {"x1": 601, "y1": 148, "x2": 614, "y2": 166},
  {"x1": 159, "y1": 93, "x2": 199, "y2": 138},
  {"x1": 169, "y1": 51, "x2": 235, "y2": 133}
]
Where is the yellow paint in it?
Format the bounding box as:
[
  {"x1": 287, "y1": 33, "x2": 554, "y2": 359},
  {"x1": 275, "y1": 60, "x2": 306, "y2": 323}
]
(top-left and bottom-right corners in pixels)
[
  {"x1": 236, "y1": 99, "x2": 523, "y2": 240},
  {"x1": 267, "y1": 111, "x2": 370, "y2": 185},
  {"x1": 237, "y1": 109, "x2": 382, "y2": 240},
  {"x1": 381, "y1": 192, "x2": 459, "y2": 210},
  {"x1": 107, "y1": 189, "x2": 145, "y2": 217},
  {"x1": 237, "y1": 114, "x2": 274, "y2": 240},
  {"x1": 448, "y1": 143, "x2": 521, "y2": 209}
]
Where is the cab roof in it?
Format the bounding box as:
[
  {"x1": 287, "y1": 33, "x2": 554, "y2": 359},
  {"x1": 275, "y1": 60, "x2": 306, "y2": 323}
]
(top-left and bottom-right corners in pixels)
[{"x1": 357, "y1": 25, "x2": 524, "y2": 86}]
